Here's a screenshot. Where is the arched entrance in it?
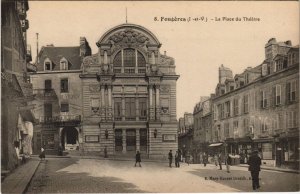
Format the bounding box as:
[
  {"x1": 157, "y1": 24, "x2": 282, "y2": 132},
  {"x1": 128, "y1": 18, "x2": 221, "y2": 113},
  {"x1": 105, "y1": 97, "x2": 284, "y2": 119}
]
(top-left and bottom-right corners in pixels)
[{"x1": 61, "y1": 127, "x2": 79, "y2": 151}]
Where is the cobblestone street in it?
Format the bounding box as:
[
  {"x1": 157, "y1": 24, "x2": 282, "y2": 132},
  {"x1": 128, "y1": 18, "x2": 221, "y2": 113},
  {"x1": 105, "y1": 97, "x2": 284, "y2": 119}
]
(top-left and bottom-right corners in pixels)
[{"x1": 25, "y1": 158, "x2": 299, "y2": 193}]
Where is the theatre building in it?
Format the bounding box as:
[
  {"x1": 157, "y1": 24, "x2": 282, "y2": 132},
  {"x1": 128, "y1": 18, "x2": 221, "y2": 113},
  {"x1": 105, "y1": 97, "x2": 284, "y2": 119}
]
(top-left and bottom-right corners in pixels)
[{"x1": 80, "y1": 24, "x2": 179, "y2": 159}]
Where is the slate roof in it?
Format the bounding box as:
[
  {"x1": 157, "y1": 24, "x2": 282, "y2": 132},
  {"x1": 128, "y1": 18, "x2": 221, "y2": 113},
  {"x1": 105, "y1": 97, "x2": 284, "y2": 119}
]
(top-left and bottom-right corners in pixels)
[{"x1": 37, "y1": 46, "x2": 82, "y2": 71}]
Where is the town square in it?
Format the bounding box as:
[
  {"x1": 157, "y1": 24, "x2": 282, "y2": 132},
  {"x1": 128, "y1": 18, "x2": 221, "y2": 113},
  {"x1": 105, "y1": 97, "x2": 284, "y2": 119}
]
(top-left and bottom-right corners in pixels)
[{"x1": 1, "y1": 1, "x2": 299, "y2": 193}]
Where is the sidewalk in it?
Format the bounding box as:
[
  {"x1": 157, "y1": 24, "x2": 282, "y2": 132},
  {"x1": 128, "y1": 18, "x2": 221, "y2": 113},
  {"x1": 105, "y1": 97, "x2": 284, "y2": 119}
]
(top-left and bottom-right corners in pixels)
[
  {"x1": 238, "y1": 164, "x2": 299, "y2": 174},
  {"x1": 1, "y1": 158, "x2": 40, "y2": 194}
]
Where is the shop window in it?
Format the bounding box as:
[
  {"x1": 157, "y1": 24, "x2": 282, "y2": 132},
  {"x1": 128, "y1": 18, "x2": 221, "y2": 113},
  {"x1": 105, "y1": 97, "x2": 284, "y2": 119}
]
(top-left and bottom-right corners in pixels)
[{"x1": 261, "y1": 143, "x2": 272, "y2": 160}]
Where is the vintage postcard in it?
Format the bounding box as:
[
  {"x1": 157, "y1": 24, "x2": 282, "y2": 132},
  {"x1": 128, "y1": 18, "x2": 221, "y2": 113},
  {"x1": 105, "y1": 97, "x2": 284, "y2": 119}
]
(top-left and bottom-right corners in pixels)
[{"x1": 1, "y1": 1, "x2": 299, "y2": 193}]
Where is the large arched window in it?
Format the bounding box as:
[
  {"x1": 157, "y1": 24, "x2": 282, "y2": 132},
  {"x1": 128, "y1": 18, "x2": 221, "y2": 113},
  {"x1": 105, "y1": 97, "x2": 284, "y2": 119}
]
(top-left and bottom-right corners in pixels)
[{"x1": 113, "y1": 48, "x2": 146, "y2": 74}]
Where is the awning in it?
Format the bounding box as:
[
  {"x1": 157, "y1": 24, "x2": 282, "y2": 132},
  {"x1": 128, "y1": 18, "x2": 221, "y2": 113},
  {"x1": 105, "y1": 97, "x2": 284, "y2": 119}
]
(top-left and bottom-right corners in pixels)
[{"x1": 209, "y1": 143, "x2": 223, "y2": 147}]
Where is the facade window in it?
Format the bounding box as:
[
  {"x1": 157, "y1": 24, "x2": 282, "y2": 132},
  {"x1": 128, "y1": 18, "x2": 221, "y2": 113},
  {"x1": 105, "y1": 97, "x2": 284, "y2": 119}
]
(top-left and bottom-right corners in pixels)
[
  {"x1": 44, "y1": 103, "x2": 52, "y2": 118},
  {"x1": 274, "y1": 60, "x2": 283, "y2": 72},
  {"x1": 113, "y1": 48, "x2": 146, "y2": 73},
  {"x1": 276, "y1": 113, "x2": 284, "y2": 130},
  {"x1": 60, "y1": 78, "x2": 69, "y2": 93},
  {"x1": 44, "y1": 80, "x2": 52, "y2": 90},
  {"x1": 261, "y1": 118, "x2": 268, "y2": 133},
  {"x1": 233, "y1": 98, "x2": 239, "y2": 116},
  {"x1": 114, "y1": 98, "x2": 122, "y2": 120},
  {"x1": 260, "y1": 90, "x2": 267, "y2": 108},
  {"x1": 125, "y1": 98, "x2": 136, "y2": 120},
  {"x1": 243, "y1": 118, "x2": 249, "y2": 134},
  {"x1": 60, "y1": 58, "x2": 68, "y2": 70},
  {"x1": 287, "y1": 80, "x2": 297, "y2": 102},
  {"x1": 218, "y1": 104, "x2": 224, "y2": 119},
  {"x1": 275, "y1": 84, "x2": 281, "y2": 105},
  {"x1": 225, "y1": 101, "x2": 230, "y2": 118},
  {"x1": 213, "y1": 105, "x2": 217, "y2": 120},
  {"x1": 61, "y1": 103, "x2": 69, "y2": 112},
  {"x1": 230, "y1": 86, "x2": 234, "y2": 91},
  {"x1": 139, "y1": 98, "x2": 147, "y2": 120},
  {"x1": 224, "y1": 123, "x2": 229, "y2": 138},
  {"x1": 44, "y1": 58, "x2": 52, "y2": 71},
  {"x1": 243, "y1": 94, "x2": 249, "y2": 113},
  {"x1": 287, "y1": 111, "x2": 298, "y2": 129},
  {"x1": 233, "y1": 120, "x2": 238, "y2": 137}
]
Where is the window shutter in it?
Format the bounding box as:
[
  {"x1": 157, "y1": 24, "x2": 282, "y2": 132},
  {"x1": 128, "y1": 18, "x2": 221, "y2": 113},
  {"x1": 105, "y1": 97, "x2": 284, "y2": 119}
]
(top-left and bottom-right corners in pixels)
[
  {"x1": 286, "y1": 82, "x2": 291, "y2": 104},
  {"x1": 272, "y1": 86, "x2": 276, "y2": 106},
  {"x1": 295, "y1": 80, "x2": 299, "y2": 101}
]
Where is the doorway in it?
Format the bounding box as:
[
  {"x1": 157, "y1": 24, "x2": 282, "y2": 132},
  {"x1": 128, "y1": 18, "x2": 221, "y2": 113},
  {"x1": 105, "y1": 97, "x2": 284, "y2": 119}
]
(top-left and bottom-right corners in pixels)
[{"x1": 61, "y1": 127, "x2": 78, "y2": 151}]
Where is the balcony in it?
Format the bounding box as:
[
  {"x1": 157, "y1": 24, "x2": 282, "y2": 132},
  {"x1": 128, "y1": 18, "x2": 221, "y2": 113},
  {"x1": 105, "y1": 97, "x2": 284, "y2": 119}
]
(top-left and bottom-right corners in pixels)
[
  {"x1": 39, "y1": 115, "x2": 81, "y2": 125},
  {"x1": 33, "y1": 89, "x2": 58, "y2": 100},
  {"x1": 124, "y1": 67, "x2": 135, "y2": 74},
  {"x1": 26, "y1": 45, "x2": 32, "y2": 62},
  {"x1": 21, "y1": 20, "x2": 29, "y2": 32}
]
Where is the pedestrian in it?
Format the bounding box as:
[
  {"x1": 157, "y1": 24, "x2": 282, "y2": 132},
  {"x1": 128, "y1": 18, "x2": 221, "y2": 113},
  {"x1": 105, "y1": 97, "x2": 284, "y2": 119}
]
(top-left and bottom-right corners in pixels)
[
  {"x1": 175, "y1": 151, "x2": 180, "y2": 168},
  {"x1": 247, "y1": 150, "x2": 262, "y2": 190},
  {"x1": 135, "y1": 150, "x2": 141, "y2": 167},
  {"x1": 202, "y1": 152, "x2": 208, "y2": 167},
  {"x1": 214, "y1": 154, "x2": 218, "y2": 166},
  {"x1": 186, "y1": 151, "x2": 190, "y2": 166},
  {"x1": 39, "y1": 147, "x2": 45, "y2": 161},
  {"x1": 218, "y1": 153, "x2": 222, "y2": 170},
  {"x1": 226, "y1": 153, "x2": 231, "y2": 173},
  {"x1": 168, "y1": 150, "x2": 173, "y2": 167},
  {"x1": 178, "y1": 149, "x2": 182, "y2": 162}
]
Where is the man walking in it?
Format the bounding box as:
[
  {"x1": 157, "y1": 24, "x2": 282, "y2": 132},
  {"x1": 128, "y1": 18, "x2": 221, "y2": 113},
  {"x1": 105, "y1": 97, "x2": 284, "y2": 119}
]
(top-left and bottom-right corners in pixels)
[
  {"x1": 248, "y1": 150, "x2": 262, "y2": 190},
  {"x1": 175, "y1": 151, "x2": 180, "y2": 168},
  {"x1": 135, "y1": 150, "x2": 141, "y2": 167},
  {"x1": 218, "y1": 153, "x2": 222, "y2": 170},
  {"x1": 168, "y1": 150, "x2": 173, "y2": 167},
  {"x1": 202, "y1": 152, "x2": 208, "y2": 167}
]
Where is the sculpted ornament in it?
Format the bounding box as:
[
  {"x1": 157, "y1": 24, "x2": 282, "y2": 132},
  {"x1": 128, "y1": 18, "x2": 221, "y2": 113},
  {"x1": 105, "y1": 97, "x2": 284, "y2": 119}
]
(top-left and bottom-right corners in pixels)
[
  {"x1": 107, "y1": 28, "x2": 150, "y2": 52},
  {"x1": 89, "y1": 85, "x2": 100, "y2": 92}
]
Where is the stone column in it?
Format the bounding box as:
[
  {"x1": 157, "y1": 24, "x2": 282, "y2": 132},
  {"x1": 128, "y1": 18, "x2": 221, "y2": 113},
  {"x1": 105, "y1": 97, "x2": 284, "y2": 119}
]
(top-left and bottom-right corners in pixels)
[
  {"x1": 58, "y1": 127, "x2": 63, "y2": 147},
  {"x1": 149, "y1": 85, "x2": 154, "y2": 120},
  {"x1": 136, "y1": 128, "x2": 140, "y2": 152},
  {"x1": 136, "y1": 96, "x2": 139, "y2": 121},
  {"x1": 135, "y1": 49, "x2": 138, "y2": 73},
  {"x1": 107, "y1": 85, "x2": 112, "y2": 120},
  {"x1": 100, "y1": 85, "x2": 105, "y2": 119},
  {"x1": 155, "y1": 85, "x2": 160, "y2": 120},
  {"x1": 121, "y1": 49, "x2": 124, "y2": 73},
  {"x1": 122, "y1": 128, "x2": 126, "y2": 153},
  {"x1": 121, "y1": 95, "x2": 125, "y2": 121}
]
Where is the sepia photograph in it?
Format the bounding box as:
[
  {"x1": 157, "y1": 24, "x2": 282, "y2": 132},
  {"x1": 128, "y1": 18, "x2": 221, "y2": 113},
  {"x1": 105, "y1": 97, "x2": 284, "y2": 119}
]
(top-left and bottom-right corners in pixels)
[{"x1": 1, "y1": 0, "x2": 299, "y2": 193}]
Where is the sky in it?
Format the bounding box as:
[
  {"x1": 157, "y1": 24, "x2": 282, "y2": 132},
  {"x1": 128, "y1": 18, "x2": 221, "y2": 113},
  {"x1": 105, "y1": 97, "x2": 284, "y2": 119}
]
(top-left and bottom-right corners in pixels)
[{"x1": 26, "y1": 1, "x2": 299, "y2": 119}]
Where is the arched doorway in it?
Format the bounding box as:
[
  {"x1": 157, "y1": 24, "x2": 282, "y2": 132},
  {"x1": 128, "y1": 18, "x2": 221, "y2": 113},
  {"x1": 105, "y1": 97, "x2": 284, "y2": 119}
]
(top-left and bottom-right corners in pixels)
[{"x1": 61, "y1": 127, "x2": 79, "y2": 151}]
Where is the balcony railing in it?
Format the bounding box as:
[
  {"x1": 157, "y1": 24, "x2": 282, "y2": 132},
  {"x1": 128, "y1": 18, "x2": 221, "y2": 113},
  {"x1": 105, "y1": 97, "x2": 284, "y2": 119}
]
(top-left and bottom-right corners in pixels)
[
  {"x1": 39, "y1": 115, "x2": 81, "y2": 124},
  {"x1": 124, "y1": 67, "x2": 135, "y2": 74},
  {"x1": 33, "y1": 89, "x2": 58, "y2": 100}
]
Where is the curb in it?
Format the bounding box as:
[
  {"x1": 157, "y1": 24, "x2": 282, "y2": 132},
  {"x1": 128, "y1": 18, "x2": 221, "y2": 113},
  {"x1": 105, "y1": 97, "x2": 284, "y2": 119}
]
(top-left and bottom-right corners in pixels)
[{"x1": 23, "y1": 159, "x2": 41, "y2": 194}]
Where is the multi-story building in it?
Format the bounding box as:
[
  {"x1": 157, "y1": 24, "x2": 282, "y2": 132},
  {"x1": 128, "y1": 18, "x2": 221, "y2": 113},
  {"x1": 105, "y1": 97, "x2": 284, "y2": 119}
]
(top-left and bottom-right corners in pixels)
[
  {"x1": 31, "y1": 38, "x2": 91, "y2": 154},
  {"x1": 178, "y1": 112, "x2": 194, "y2": 158},
  {"x1": 1, "y1": 0, "x2": 35, "y2": 171},
  {"x1": 212, "y1": 38, "x2": 299, "y2": 169},
  {"x1": 31, "y1": 23, "x2": 179, "y2": 159},
  {"x1": 193, "y1": 96, "x2": 213, "y2": 162}
]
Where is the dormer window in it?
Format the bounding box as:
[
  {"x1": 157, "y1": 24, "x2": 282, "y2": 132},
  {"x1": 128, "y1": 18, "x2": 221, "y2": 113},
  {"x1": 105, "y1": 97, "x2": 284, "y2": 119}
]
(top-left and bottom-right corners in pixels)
[
  {"x1": 60, "y1": 57, "x2": 68, "y2": 70},
  {"x1": 44, "y1": 58, "x2": 52, "y2": 71}
]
